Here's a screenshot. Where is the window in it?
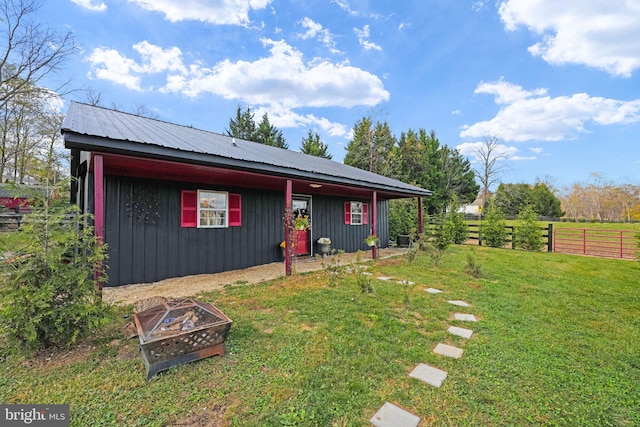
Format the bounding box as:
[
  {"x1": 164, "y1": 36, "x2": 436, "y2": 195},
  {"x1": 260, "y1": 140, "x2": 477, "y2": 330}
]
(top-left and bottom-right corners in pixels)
[
  {"x1": 181, "y1": 190, "x2": 241, "y2": 228},
  {"x1": 199, "y1": 190, "x2": 227, "y2": 227},
  {"x1": 344, "y1": 201, "x2": 369, "y2": 225}
]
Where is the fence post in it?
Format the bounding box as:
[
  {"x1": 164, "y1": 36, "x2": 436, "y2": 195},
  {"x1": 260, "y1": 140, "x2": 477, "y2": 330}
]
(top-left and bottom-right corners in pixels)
[
  {"x1": 510, "y1": 226, "x2": 516, "y2": 249},
  {"x1": 547, "y1": 223, "x2": 553, "y2": 253}
]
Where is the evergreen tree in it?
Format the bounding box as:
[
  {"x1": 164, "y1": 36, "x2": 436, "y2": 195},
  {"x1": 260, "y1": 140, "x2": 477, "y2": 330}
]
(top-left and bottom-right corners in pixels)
[
  {"x1": 481, "y1": 202, "x2": 509, "y2": 248},
  {"x1": 300, "y1": 130, "x2": 332, "y2": 159},
  {"x1": 344, "y1": 116, "x2": 394, "y2": 176},
  {"x1": 530, "y1": 181, "x2": 564, "y2": 217},
  {"x1": 0, "y1": 181, "x2": 110, "y2": 352},
  {"x1": 493, "y1": 183, "x2": 531, "y2": 216},
  {"x1": 515, "y1": 204, "x2": 543, "y2": 251},
  {"x1": 225, "y1": 106, "x2": 257, "y2": 141},
  {"x1": 256, "y1": 113, "x2": 288, "y2": 149}
]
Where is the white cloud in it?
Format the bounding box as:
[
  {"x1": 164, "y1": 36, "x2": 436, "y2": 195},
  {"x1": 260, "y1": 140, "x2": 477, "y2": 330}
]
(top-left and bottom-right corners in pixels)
[
  {"x1": 354, "y1": 25, "x2": 382, "y2": 51},
  {"x1": 128, "y1": 0, "x2": 272, "y2": 26},
  {"x1": 87, "y1": 41, "x2": 186, "y2": 91},
  {"x1": 86, "y1": 39, "x2": 388, "y2": 132},
  {"x1": 460, "y1": 79, "x2": 640, "y2": 141},
  {"x1": 498, "y1": 0, "x2": 640, "y2": 77},
  {"x1": 70, "y1": 0, "x2": 106, "y2": 11},
  {"x1": 333, "y1": 0, "x2": 358, "y2": 16},
  {"x1": 298, "y1": 18, "x2": 340, "y2": 54},
  {"x1": 163, "y1": 38, "x2": 389, "y2": 108},
  {"x1": 472, "y1": 2, "x2": 485, "y2": 12},
  {"x1": 255, "y1": 104, "x2": 348, "y2": 137},
  {"x1": 530, "y1": 147, "x2": 543, "y2": 154}
]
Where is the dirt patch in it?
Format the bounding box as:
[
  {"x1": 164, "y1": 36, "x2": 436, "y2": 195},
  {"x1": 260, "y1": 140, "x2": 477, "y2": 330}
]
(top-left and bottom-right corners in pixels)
[{"x1": 102, "y1": 248, "x2": 408, "y2": 306}]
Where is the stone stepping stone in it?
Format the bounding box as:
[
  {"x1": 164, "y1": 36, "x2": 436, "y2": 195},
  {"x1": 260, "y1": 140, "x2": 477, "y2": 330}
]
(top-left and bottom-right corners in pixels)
[
  {"x1": 454, "y1": 313, "x2": 478, "y2": 322},
  {"x1": 370, "y1": 402, "x2": 421, "y2": 427},
  {"x1": 397, "y1": 280, "x2": 415, "y2": 285},
  {"x1": 377, "y1": 276, "x2": 394, "y2": 281},
  {"x1": 448, "y1": 300, "x2": 470, "y2": 307},
  {"x1": 409, "y1": 363, "x2": 447, "y2": 388},
  {"x1": 434, "y1": 343, "x2": 464, "y2": 359},
  {"x1": 448, "y1": 326, "x2": 473, "y2": 339},
  {"x1": 425, "y1": 288, "x2": 443, "y2": 294}
]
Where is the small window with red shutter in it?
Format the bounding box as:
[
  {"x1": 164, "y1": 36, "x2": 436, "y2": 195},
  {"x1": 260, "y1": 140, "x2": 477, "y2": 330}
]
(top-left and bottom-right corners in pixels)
[
  {"x1": 181, "y1": 190, "x2": 241, "y2": 228},
  {"x1": 344, "y1": 201, "x2": 368, "y2": 225}
]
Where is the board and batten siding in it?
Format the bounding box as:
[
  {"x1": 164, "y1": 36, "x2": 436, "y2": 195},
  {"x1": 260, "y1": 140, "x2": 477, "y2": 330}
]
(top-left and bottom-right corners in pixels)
[{"x1": 102, "y1": 176, "x2": 390, "y2": 287}]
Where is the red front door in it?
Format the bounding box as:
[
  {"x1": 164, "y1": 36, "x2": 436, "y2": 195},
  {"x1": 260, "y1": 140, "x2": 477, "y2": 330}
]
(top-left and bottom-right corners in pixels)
[{"x1": 293, "y1": 196, "x2": 311, "y2": 256}]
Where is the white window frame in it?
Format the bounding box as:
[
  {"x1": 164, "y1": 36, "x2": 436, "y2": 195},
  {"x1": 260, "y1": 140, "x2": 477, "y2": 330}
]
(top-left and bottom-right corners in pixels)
[
  {"x1": 197, "y1": 190, "x2": 228, "y2": 228},
  {"x1": 350, "y1": 201, "x2": 363, "y2": 225}
]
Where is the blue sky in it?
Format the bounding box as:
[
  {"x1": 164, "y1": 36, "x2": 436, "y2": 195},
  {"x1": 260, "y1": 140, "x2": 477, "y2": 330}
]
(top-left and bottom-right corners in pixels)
[{"x1": 42, "y1": 0, "x2": 639, "y2": 190}]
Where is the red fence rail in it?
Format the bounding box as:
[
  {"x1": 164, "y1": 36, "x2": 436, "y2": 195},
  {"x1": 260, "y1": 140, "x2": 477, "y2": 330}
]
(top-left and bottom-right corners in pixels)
[{"x1": 553, "y1": 228, "x2": 637, "y2": 260}]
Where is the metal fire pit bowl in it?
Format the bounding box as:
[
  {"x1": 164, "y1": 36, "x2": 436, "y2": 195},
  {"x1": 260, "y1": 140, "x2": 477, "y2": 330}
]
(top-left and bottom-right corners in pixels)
[{"x1": 134, "y1": 298, "x2": 232, "y2": 380}]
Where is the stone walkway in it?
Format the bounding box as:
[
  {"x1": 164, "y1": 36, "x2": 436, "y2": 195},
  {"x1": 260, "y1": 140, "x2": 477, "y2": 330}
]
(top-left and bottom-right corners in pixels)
[{"x1": 369, "y1": 277, "x2": 479, "y2": 426}]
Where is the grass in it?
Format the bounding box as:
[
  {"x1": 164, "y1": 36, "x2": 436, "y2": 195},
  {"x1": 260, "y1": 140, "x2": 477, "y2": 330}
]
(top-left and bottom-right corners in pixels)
[{"x1": 1, "y1": 246, "x2": 639, "y2": 426}]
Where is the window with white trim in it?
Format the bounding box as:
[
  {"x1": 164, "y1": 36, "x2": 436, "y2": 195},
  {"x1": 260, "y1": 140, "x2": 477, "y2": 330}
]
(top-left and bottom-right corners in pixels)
[
  {"x1": 350, "y1": 201, "x2": 363, "y2": 225},
  {"x1": 344, "y1": 201, "x2": 369, "y2": 225},
  {"x1": 198, "y1": 190, "x2": 228, "y2": 227}
]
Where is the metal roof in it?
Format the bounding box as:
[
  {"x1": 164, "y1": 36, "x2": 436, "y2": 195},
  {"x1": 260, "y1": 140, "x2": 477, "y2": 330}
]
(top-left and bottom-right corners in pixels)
[{"x1": 62, "y1": 102, "x2": 431, "y2": 198}]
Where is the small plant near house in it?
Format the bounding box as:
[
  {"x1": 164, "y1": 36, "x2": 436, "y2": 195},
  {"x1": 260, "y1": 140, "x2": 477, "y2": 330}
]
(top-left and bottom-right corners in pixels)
[
  {"x1": 319, "y1": 249, "x2": 346, "y2": 287},
  {"x1": 482, "y1": 202, "x2": 509, "y2": 248},
  {"x1": 405, "y1": 245, "x2": 418, "y2": 264},
  {"x1": 515, "y1": 204, "x2": 544, "y2": 251},
  {"x1": 0, "y1": 182, "x2": 110, "y2": 353},
  {"x1": 464, "y1": 250, "x2": 483, "y2": 278},
  {"x1": 352, "y1": 251, "x2": 374, "y2": 293},
  {"x1": 422, "y1": 212, "x2": 452, "y2": 266}
]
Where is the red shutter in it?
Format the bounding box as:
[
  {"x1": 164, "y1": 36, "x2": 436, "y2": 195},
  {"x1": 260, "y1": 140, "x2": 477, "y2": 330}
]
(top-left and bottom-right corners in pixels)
[
  {"x1": 181, "y1": 190, "x2": 197, "y2": 227},
  {"x1": 229, "y1": 193, "x2": 241, "y2": 226},
  {"x1": 344, "y1": 202, "x2": 351, "y2": 224},
  {"x1": 363, "y1": 203, "x2": 369, "y2": 225}
]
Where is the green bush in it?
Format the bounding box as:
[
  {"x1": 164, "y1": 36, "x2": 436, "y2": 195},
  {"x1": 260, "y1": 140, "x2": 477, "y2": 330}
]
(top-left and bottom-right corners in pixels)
[
  {"x1": 464, "y1": 250, "x2": 483, "y2": 278},
  {"x1": 482, "y1": 202, "x2": 509, "y2": 248},
  {"x1": 515, "y1": 204, "x2": 543, "y2": 251},
  {"x1": 446, "y1": 195, "x2": 468, "y2": 244},
  {"x1": 0, "y1": 184, "x2": 110, "y2": 353}
]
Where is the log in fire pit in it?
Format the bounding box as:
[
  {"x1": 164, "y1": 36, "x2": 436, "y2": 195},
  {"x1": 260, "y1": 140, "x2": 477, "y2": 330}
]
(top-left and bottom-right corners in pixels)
[{"x1": 133, "y1": 298, "x2": 232, "y2": 380}]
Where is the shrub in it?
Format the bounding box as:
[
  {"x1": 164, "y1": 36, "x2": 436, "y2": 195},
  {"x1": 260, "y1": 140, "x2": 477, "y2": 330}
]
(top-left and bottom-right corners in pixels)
[
  {"x1": 446, "y1": 195, "x2": 468, "y2": 244},
  {"x1": 515, "y1": 204, "x2": 543, "y2": 251},
  {"x1": 0, "y1": 183, "x2": 110, "y2": 353},
  {"x1": 464, "y1": 251, "x2": 483, "y2": 278},
  {"x1": 482, "y1": 202, "x2": 509, "y2": 248}
]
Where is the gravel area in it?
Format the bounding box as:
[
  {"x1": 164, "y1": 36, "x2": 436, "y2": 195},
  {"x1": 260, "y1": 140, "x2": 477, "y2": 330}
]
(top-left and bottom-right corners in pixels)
[{"x1": 102, "y1": 248, "x2": 408, "y2": 306}]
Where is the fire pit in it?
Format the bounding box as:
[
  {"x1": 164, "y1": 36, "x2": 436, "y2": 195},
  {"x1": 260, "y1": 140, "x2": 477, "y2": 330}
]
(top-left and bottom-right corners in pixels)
[{"x1": 133, "y1": 298, "x2": 232, "y2": 380}]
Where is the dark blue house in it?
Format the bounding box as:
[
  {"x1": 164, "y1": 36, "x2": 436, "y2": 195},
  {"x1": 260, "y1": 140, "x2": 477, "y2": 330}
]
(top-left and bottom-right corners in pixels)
[{"x1": 62, "y1": 102, "x2": 431, "y2": 287}]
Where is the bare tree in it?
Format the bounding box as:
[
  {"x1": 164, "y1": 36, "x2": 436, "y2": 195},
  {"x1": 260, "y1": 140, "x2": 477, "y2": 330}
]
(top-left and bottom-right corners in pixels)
[
  {"x1": 0, "y1": 0, "x2": 76, "y2": 111},
  {"x1": 473, "y1": 135, "x2": 509, "y2": 203}
]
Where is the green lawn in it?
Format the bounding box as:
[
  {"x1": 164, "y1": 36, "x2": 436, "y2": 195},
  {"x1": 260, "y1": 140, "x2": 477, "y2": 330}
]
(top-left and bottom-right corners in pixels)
[{"x1": 1, "y1": 246, "x2": 639, "y2": 426}]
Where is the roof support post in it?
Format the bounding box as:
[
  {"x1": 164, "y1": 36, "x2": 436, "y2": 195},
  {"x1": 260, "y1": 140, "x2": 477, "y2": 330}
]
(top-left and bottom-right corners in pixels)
[
  {"x1": 417, "y1": 197, "x2": 424, "y2": 235},
  {"x1": 371, "y1": 191, "x2": 377, "y2": 259},
  {"x1": 93, "y1": 154, "x2": 105, "y2": 294},
  {"x1": 284, "y1": 179, "x2": 293, "y2": 276}
]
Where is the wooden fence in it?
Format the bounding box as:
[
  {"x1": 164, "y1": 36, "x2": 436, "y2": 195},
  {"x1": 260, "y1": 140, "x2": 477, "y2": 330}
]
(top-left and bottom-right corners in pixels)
[
  {"x1": 466, "y1": 223, "x2": 553, "y2": 252},
  {"x1": 553, "y1": 228, "x2": 637, "y2": 260}
]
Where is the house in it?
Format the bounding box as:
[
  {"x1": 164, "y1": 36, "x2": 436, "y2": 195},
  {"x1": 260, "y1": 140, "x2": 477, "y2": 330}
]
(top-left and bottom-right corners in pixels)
[
  {"x1": 62, "y1": 102, "x2": 431, "y2": 287},
  {"x1": 460, "y1": 192, "x2": 493, "y2": 216}
]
